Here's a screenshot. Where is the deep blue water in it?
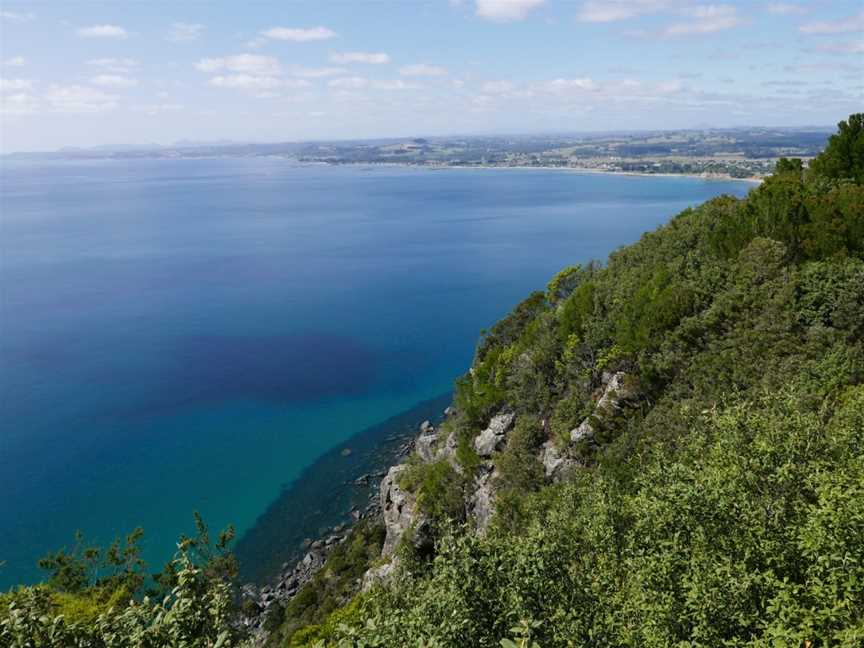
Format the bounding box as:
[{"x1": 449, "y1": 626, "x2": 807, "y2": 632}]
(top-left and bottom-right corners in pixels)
[{"x1": 0, "y1": 159, "x2": 751, "y2": 589}]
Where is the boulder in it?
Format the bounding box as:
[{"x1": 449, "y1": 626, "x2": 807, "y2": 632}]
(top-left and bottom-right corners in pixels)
[
  {"x1": 419, "y1": 420, "x2": 434, "y2": 434},
  {"x1": 361, "y1": 559, "x2": 397, "y2": 592},
  {"x1": 474, "y1": 411, "x2": 516, "y2": 457}
]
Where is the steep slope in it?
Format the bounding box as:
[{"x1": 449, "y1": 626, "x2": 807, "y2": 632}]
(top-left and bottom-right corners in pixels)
[
  {"x1": 283, "y1": 115, "x2": 864, "y2": 647},
  {"x1": 3, "y1": 116, "x2": 862, "y2": 648}
]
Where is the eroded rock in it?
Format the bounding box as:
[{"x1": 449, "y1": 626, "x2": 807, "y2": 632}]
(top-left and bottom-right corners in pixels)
[
  {"x1": 474, "y1": 411, "x2": 516, "y2": 457},
  {"x1": 415, "y1": 432, "x2": 439, "y2": 463},
  {"x1": 540, "y1": 440, "x2": 578, "y2": 482},
  {"x1": 379, "y1": 465, "x2": 431, "y2": 557},
  {"x1": 468, "y1": 466, "x2": 496, "y2": 532}
]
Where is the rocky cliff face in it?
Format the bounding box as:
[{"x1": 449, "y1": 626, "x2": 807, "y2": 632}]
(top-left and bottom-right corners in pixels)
[
  {"x1": 379, "y1": 465, "x2": 432, "y2": 558},
  {"x1": 365, "y1": 371, "x2": 641, "y2": 582},
  {"x1": 251, "y1": 371, "x2": 642, "y2": 641},
  {"x1": 541, "y1": 370, "x2": 639, "y2": 480}
]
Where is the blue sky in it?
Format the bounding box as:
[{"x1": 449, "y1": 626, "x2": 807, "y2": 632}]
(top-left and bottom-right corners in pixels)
[{"x1": 0, "y1": 0, "x2": 861, "y2": 152}]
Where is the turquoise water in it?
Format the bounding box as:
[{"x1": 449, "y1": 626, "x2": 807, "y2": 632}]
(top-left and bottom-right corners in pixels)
[{"x1": 0, "y1": 159, "x2": 751, "y2": 588}]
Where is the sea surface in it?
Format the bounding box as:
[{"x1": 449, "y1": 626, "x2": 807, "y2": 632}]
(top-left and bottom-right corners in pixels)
[{"x1": 0, "y1": 159, "x2": 751, "y2": 588}]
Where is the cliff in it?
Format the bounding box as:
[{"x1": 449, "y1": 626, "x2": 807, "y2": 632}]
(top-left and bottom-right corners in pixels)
[
  {"x1": 258, "y1": 115, "x2": 864, "y2": 647},
  {"x1": 4, "y1": 115, "x2": 863, "y2": 648}
]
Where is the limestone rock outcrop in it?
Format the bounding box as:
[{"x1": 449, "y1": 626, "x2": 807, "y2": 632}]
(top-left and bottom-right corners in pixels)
[
  {"x1": 379, "y1": 465, "x2": 431, "y2": 558},
  {"x1": 474, "y1": 411, "x2": 516, "y2": 457}
]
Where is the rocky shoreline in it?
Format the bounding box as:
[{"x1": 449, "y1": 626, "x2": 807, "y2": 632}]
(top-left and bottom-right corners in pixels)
[
  {"x1": 240, "y1": 371, "x2": 639, "y2": 640},
  {"x1": 238, "y1": 403, "x2": 451, "y2": 638}
]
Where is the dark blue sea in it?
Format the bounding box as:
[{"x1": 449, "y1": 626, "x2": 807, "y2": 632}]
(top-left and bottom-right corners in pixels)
[{"x1": 0, "y1": 159, "x2": 751, "y2": 588}]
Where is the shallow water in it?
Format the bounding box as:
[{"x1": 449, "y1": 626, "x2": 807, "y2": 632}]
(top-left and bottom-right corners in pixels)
[{"x1": 0, "y1": 159, "x2": 751, "y2": 588}]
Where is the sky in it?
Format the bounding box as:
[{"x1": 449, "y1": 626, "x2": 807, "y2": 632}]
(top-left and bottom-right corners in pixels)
[{"x1": 0, "y1": 0, "x2": 862, "y2": 152}]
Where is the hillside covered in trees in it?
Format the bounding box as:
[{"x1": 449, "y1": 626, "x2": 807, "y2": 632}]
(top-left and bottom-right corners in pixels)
[{"x1": 2, "y1": 114, "x2": 863, "y2": 647}]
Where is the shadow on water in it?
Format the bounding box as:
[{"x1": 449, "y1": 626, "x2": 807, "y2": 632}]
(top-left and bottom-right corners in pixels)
[{"x1": 235, "y1": 392, "x2": 453, "y2": 584}]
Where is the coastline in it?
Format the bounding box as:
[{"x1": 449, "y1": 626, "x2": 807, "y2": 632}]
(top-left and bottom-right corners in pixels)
[
  {"x1": 7, "y1": 153, "x2": 764, "y2": 185},
  {"x1": 234, "y1": 392, "x2": 452, "y2": 585},
  {"x1": 295, "y1": 159, "x2": 765, "y2": 185}
]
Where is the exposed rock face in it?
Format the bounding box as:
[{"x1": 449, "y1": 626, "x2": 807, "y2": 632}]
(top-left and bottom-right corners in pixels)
[
  {"x1": 474, "y1": 411, "x2": 516, "y2": 457},
  {"x1": 361, "y1": 560, "x2": 396, "y2": 592},
  {"x1": 570, "y1": 419, "x2": 597, "y2": 444},
  {"x1": 467, "y1": 466, "x2": 497, "y2": 532},
  {"x1": 540, "y1": 440, "x2": 578, "y2": 482},
  {"x1": 415, "y1": 431, "x2": 439, "y2": 463},
  {"x1": 596, "y1": 372, "x2": 638, "y2": 414},
  {"x1": 380, "y1": 465, "x2": 431, "y2": 558},
  {"x1": 570, "y1": 372, "x2": 639, "y2": 444}
]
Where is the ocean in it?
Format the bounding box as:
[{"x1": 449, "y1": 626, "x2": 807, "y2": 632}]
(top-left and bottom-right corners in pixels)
[{"x1": 0, "y1": 159, "x2": 751, "y2": 588}]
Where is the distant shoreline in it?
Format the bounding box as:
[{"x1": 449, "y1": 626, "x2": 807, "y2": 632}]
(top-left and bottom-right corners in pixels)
[
  {"x1": 288, "y1": 159, "x2": 765, "y2": 185},
  {"x1": 399, "y1": 162, "x2": 762, "y2": 184},
  {"x1": 3, "y1": 154, "x2": 764, "y2": 184}
]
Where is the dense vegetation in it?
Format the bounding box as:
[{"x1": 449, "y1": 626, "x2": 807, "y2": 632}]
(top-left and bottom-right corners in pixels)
[
  {"x1": 2, "y1": 115, "x2": 862, "y2": 647},
  {"x1": 316, "y1": 114, "x2": 864, "y2": 646}
]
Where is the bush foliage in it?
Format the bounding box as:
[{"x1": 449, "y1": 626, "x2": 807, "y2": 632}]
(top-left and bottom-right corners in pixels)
[{"x1": 3, "y1": 114, "x2": 863, "y2": 647}]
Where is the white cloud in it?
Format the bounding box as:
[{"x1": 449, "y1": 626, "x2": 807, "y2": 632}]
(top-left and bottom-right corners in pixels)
[
  {"x1": 134, "y1": 103, "x2": 183, "y2": 115},
  {"x1": 196, "y1": 54, "x2": 281, "y2": 76},
  {"x1": 260, "y1": 26, "x2": 337, "y2": 42},
  {"x1": 475, "y1": 0, "x2": 544, "y2": 22},
  {"x1": 816, "y1": 40, "x2": 864, "y2": 54},
  {"x1": 544, "y1": 77, "x2": 596, "y2": 93},
  {"x1": 45, "y1": 84, "x2": 118, "y2": 113},
  {"x1": 330, "y1": 52, "x2": 390, "y2": 64},
  {"x1": 576, "y1": 0, "x2": 671, "y2": 23},
  {"x1": 0, "y1": 11, "x2": 35, "y2": 23},
  {"x1": 77, "y1": 24, "x2": 128, "y2": 39},
  {"x1": 0, "y1": 78, "x2": 35, "y2": 91},
  {"x1": 87, "y1": 58, "x2": 139, "y2": 73},
  {"x1": 208, "y1": 75, "x2": 310, "y2": 90},
  {"x1": 3, "y1": 56, "x2": 26, "y2": 67},
  {"x1": 372, "y1": 80, "x2": 418, "y2": 90},
  {"x1": 478, "y1": 80, "x2": 536, "y2": 98},
  {"x1": 481, "y1": 80, "x2": 518, "y2": 93},
  {"x1": 656, "y1": 79, "x2": 684, "y2": 93},
  {"x1": 766, "y1": 2, "x2": 807, "y2": 16},
  {"x1": 288, "y1": 66, "x2": 347, "y2": 78},
  {"x1": 167, "y1": 22, "x2": 205, "y2": 42},
  {"x1": 0, "y1": 92, "x2": 40, "y2": 115},
  {"x1": 662, "y1": 5, "x2": 744, "y2": 36},
  {"x1": 400, "y1": 64, "x2": 448, "y2": 77},
  {"x1": 328, "y1": 76, "x2": 369, "y2": 89},
  {"x1": 327, "y1": 76, "x2": 420, "y2": 91},
  {"x1": 90, "y1": 74, "x2": 138, "y2": 88},
  {"x1": 800, "y1": 11, "x2": 864, "y2": 35}
]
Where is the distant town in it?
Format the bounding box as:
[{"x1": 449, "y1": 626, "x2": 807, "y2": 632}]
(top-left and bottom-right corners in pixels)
[{"x1": 5, "y1": 127, "x2": 834, "y2": 180}]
